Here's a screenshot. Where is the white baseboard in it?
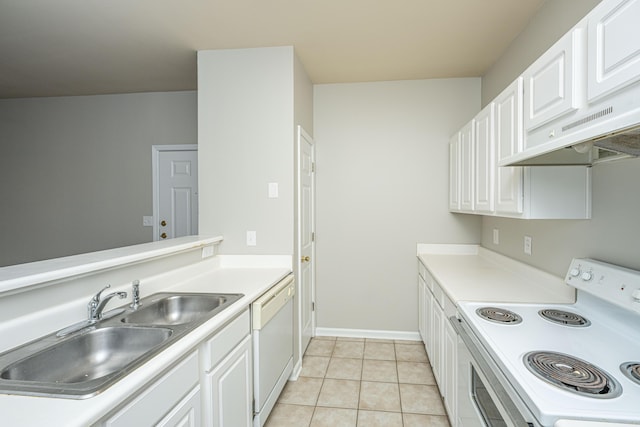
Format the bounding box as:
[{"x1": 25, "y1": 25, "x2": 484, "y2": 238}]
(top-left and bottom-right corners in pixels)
[
  {"x1": 315, "y1": 327, "x2": 421, "y2": 341},
  {"x1": 289, "y1": 358, "x2": 302, "y2": 381}
]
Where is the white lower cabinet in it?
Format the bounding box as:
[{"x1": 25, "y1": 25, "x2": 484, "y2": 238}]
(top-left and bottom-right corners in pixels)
[
  {"x1": 103, "y1": 352, "x2": 201, "y2": 427},
  {"x1": 418, "y1": 260, "x2": 457, "y2": 424},
  {"x1": 201, "y1": 309, "x2": 253, "y2": 427}
]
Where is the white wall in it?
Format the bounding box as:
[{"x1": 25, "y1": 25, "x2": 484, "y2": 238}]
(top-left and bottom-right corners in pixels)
[
  {"x1": 314, "y1": 79, "x2": 482, "y2": 332},
  {"x1": 0, "y1": 91, "x2": 197, "y2": 267},
  {"x1": 198, "y1": 47, "x2": 296, "y2": 255},
  {"x1": 480, "y1": 0, "x2": 640, "y2": 276}
]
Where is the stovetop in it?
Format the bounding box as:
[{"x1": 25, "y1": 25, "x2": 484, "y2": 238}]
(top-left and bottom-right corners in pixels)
[{"x1": 457, "y1": 258, "x2": 640, "y2": 426}]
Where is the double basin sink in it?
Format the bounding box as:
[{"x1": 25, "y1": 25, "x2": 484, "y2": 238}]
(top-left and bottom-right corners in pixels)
[{"x1": 0, "y1": 292, "x2": 243, "y2": 399}]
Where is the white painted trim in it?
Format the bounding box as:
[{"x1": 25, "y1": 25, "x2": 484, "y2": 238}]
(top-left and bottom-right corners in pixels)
[
  {"x1": 315, "y1": 327, "x2": 421, "y2": 342},
  {"x1": 151, "y1": 144, "x2": 198, "y2": 241}
]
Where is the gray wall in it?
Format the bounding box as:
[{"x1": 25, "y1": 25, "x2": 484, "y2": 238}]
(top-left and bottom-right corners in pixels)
[
  {"x1": 197, "y1": 47, "x2": 297, "y2": 255},
  {"x1": 0, "y1": 91, "x2": 197, "y2": 267},
  {"x1": 314, "y1": 79, "x2": 482, "y2": 332},
  {"x1": 480, "y1": 0, "x2": 640, "y2": 276}
]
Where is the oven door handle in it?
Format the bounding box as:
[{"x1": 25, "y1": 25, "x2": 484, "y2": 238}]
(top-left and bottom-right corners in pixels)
[{"x1": 450, "y1": 316, "x2": 536, "y2": 427}]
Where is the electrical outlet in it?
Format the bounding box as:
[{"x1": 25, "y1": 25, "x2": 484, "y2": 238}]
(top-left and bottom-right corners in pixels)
[
  {"x1": 493, "y1": 228, "x2": 499, "y2": 245},
  {"x1": 142, "y1": 216, "x2": 153, "y2": 227},
  {"x1": 202, "y1": 245, "x2": 214, "y2": 258},
  {"x1": 247, "y1": 230, "x2": 257, "y2": 246},
  {"x1": 524, "y1": 235, "x2": 532, "y2": 255}
]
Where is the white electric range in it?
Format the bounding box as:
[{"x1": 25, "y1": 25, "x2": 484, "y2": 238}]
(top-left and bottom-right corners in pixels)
[{"x1": 453, "y1": 258, "x2": 640, "y2": 427}]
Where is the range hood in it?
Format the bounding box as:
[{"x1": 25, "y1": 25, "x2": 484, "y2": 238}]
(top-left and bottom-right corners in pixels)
[{"x1": 500, "y1": 81, "x2": 640, "y2": 167}]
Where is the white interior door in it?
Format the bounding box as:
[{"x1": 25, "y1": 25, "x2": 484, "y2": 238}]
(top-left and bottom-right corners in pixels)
[
  {"x1": 153, "y1": 145, "x2": 198, "y2": 241},
  {"x1": 297, "y1": 126, "x2": 315, "y2": 356}
]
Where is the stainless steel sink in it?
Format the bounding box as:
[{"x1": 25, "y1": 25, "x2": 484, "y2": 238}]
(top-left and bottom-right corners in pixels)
[
  {"x1": 0, "y1": 291, "x2": 243, "y2": 399},
  {"x1": 120, "y1": 293, "x2": 240, "y2": 326}
]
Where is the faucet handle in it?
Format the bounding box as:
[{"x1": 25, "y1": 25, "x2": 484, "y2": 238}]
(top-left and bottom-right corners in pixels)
[
  {"x1": 91, "y1": 284, "x2": 111, "y2": 304},
  {"x1": 130, "y1": 280, "x2": 142, "y2": 309}
]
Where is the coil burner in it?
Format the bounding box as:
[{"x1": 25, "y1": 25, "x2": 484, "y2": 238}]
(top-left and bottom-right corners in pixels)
[
  {"x1": 525, "y1": 351, "x2": 621, "y2": 398},
  {"x1": 538, "y1": 309, "x2": 591, "y2": 327},
  {"x1": 476, "y1": 307, "x2": 522, "y2": 324},
  {"x1": 620, "y1": 362, "x2": 640, "y2": 386}
]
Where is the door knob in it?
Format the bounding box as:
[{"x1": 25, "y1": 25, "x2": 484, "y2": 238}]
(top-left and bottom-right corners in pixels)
[
  {"x1": 160, "y1": 233, "x2": 167, "y2": 239},
  {"x1": 301, "y1": 256, "x2": 310, "y2": 262},
  {"x1": 160, "y1": 220, "x2": 167, "y2": 227}
]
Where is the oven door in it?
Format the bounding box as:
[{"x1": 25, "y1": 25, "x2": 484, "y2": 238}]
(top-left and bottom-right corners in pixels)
[{"x1": 451, "y1": 316, "x2": 540, "y2": 427}]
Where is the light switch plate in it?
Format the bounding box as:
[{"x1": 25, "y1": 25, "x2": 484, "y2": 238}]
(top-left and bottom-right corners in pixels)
[
  {"x1": 143, "y1": 216, "x2": 153, "y2": 227},
  {"x1": 268, "y1": 182, "x2": 279, "y2": 198},
  {"x1": 247, "y1": 230, "x2": 257, "y2": 246}
]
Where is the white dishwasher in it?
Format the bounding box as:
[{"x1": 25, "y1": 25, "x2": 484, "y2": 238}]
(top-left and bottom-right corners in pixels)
[{"x1": 252, "y1": 274, "x2": 295, "y2": 427}]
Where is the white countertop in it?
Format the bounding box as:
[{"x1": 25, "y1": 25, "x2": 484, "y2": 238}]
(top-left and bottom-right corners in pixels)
[
  {"x1": 417, "y1": 244, "x2": 575, "y2": 304},
  {"x1": 0, "y1": 258, "x2": 291, "y2": 426}
]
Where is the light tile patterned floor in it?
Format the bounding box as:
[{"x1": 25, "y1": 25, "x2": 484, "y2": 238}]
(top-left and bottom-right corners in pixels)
[{"x1": 265, "y1": 337, "x2": 451, "y2": 427}]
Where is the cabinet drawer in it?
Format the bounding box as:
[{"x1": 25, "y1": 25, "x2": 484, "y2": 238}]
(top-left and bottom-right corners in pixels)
[
  {"x1": 104, "y1": 351, "x2": 199, "y2": 427},
  {"x1": 201, "y1": 309, "x2": 250, "y2": 372}
]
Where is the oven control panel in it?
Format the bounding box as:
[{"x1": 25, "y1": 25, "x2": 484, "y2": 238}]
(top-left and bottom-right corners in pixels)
[{"x1": 566, "y1": 258, "x2": 640, "y2": 313}]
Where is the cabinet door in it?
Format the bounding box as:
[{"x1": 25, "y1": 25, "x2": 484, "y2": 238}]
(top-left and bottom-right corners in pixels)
[
  {"x1": 523, "y1": 25, "x2": 584, "y2": 135},
  {"x1": 449, "y1": 135, "x2": 461, "y2": 211},
  {"x1": 588, "y1": 0, "x2": 640, "y2": 101},
  {"x1": 204, "y1": 335, "x2": 252, "y2": 427},
  {"x1": 431, "y1": 301, "x2": 444, "y2": 388},
  {"x1": 459, "y1": 120, "x2": 475, "y2": 212},
  {"x1": 443, "y1": 319, "x2": 457, "y2": 423},
  {"x1": 473, "y1": 104, "x2": 495, "y2": 214},
  {"x1": 156, "y1": 386, "x2": 201, "y2": 427},
  {"x1": 494, "y1": 78, "x2": 524, "y2": 215},
  {"x1": 424, "y1": 285, "x2": 433, "y2": 360},
  {"x1": 418, "y1": 276, "x2": 425, "y2": 341}
]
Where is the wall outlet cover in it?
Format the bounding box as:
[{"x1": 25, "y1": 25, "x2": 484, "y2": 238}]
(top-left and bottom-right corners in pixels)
[
  {"x1": 247, "y1": 230, "x2": 257, "y2": 246},
  {"x1": 493, "y1": 228, "x2": 499, "y2": 245},
  {"x1": 202, "y1": 245, "x2": 214, "y2": 258},
  {"x1": 524, "y1": 235, "x2": 532, "y2": 255},
  {"x1": 142, "y1": 216, "x2": 153, "y2": 227}
]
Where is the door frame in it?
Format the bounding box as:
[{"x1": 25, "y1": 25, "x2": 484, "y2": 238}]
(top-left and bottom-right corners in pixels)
[
  {"x1": 151, "y1": 144, "x2": 198, "y2": 241},
  {"x1": 296, "y1": 126, "x2": 316, "y2": 360}
]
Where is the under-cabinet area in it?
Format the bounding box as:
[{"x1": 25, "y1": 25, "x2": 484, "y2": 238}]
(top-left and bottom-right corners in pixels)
[{"x1": 0, "y1": 237, "x2": 291, "y2": 427}]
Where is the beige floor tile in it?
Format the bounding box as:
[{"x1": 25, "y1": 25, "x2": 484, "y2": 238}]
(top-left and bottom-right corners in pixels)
[
  {"x1": 310, "y1": 407, "x2": 357, "y2": 427},
  {"x1": 337, "y1": 337, "x2": 365, "y2": 342},
  {"x1": 326, "y1": 357, "x2": 363, "y2": 380},
  {"x1": 364, "y1": 342, "x2": 396, "y2": 360},
  {"x1": 399, "y1": 384, "x2": 446, "y2": 415},
  {"x1": 332, "y1": 341, "x2": 365, "y2": 359},
  {"x1": 397, "y1": 361, "x2": 436, "y2": 385},
  {"x1": 317, "y1": 379, "x2": 361, "y2": 409},
  {"x1": 300, "y1": 356, "x2": 331, "y2": 378},
  {"x1": 356, "y1": 410, "x2": 403, "y2": 427},
  {"x1": 358, "y1": 381, "x2": 401, "y2": 412},
  {"x1": 265, "y1": 403, "x2": 314, "y2": 427},
  {"x1": 361, "y1": 359, "x2": 398, "y2": 383},
  {"x1": 403, "y1": 413, "x2": 451, "y2": 427},
  {"x1": 306, "y1": 339, "x2": 336, "y2": 357},
  {"x1": 313, "y1": 336, "x2": 337, "y2": 341},
  {"x1": 395, "y1": 343, "x2": 428, "y2": 362},
  {"x1": 278, "y1": 377, "x2": 323, "y2": 406}
]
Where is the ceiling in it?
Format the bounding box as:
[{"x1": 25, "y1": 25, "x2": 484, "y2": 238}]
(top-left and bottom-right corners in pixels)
[{"x1": 0, "y1": 0, "x2": 545, "y2": 99}]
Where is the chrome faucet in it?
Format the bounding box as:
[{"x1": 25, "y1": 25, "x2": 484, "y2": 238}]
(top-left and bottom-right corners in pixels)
[
  {"x1": 88, "y1": 285, "x2": 127, "y2": 323},
  {"x1": 130, "y1": 280, "x2": 142, "y2": 310}
]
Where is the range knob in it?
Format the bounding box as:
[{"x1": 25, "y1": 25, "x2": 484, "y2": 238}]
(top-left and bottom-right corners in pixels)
[
  {"x1": 581, "y1": 270, "x2": 593, "y2": 281},
  {"x1": 569, "y1": 268, "x2": 581, "y2": 277}
]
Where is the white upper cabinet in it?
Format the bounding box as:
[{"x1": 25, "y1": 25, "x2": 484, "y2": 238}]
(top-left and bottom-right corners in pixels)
[
  {"x1": 588, "y1": 0, "x2": 640, "y2": 101},
  {"x1": 459, "y1": 120, "x2": 475, "y2": 212},
  {"x1": 449, "y1": 135, "x2": 460, "y2": 211},
  {"x1": 494, "y1": 78, "x2": 524, "y2": 215},
  {"x1": 523, "y1": 22, "x2": 586, "y2": 139},
  {"x1": 473, "y1": 104, "x2": 495, "y2": 214}
]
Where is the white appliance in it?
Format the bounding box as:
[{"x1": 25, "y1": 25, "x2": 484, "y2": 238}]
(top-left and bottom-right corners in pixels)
[
  {"x1": 252, "y1": 274, "x2": 295, "y2": 427},
  {"x1": 453, "y1": 258, "x2": 640, "y2": 426}
]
